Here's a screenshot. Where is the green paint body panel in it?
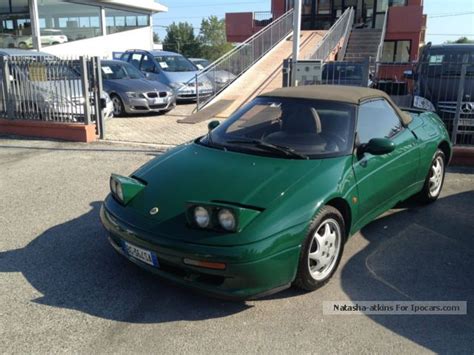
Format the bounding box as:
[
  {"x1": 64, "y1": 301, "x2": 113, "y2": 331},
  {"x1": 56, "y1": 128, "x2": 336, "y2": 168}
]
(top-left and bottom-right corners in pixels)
[{"x1": 100, "y1": 109, "x2": 451, "y2": 300}]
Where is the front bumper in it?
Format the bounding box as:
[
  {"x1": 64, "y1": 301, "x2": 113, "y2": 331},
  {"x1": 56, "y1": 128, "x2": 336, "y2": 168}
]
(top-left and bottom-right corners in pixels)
[
  {"x1": 100, "y1": 204, "x2": 301, "y2": 300},
  {"x1": 175, "y1": 87, "x2": 214, "y2": 101},
  {"x1": 124, "y1": 95, "x2": 176, "y2": 114}
]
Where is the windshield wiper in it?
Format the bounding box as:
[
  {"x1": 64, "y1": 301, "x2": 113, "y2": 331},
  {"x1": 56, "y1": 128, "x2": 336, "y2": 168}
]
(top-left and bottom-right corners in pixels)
[{"x1": 226, "y1": 138, "x2": 309, "y2": 159}]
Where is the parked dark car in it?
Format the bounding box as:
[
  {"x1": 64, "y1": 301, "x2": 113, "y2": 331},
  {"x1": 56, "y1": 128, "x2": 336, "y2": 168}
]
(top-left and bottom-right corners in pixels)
[
  {"x1": 407, "y1": 43, "x2": 474, "y2": 121},
  {"x1": 101, "y1": 60, "x2": 176, "y2": 116}
]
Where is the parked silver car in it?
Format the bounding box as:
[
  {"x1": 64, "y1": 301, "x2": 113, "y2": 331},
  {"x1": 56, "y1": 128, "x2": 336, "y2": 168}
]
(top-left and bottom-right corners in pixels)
[
  {"x1": 0, "y1": 49, "x2": 112, "y2": 121},
  {"x1": 101, "y1": 60, "x2": 176, "y2": 116},
  {"x1": 189, "y1": 57, "x2": 236, "y2": 89}
]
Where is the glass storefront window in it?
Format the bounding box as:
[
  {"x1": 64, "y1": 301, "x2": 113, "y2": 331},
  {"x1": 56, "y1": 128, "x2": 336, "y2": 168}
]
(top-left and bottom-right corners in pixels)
[
  {"x1": 0, "y1": 0, "x2": 31, "y2": 49},
  {"x1": 38, "y1": 0, "x2": 102, "y2": 47},
  {"x1": 382, "y1": 40, "x2": 411, "y2": 63},
  {"x1": 105, "y1": 8, "x2": 149, "y2": 35},
  {"x1": 318, "y1": 0, "x2": 331, "y2": 14}
]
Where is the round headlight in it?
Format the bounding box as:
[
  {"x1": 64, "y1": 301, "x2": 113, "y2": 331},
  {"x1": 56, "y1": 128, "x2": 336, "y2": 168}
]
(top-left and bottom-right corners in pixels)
[
  {"x1": 218, "y1": 209, "x2": 236, "y2": 231},
  {"x1": 194, "y1": 206, "x2": 210, "y2": 228},
  {"x1": 116, "y1": 183, "x2": 124, "y2": 202},
  {"x1": 110, "y1": 178, "x2": 117, "y2": 194}
]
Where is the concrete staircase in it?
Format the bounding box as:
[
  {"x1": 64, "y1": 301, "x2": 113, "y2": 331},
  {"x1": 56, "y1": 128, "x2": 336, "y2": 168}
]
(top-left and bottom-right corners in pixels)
[
  {"x1": 211, "y1": 30, "x2": 325, "y2": 119},
  {"x1": 343, "y1": 28, "x2": 382, "y2": 62}
]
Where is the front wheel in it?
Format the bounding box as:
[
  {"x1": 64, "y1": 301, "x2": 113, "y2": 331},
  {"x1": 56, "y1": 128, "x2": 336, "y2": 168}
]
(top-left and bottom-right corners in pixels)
[
  {"x1": 293, "y1": 206, "x2": 346, "y2": 291},
  {"x1": 111, "y1": 94, "x2": 125, "y2": 117},
  {"x1": 419, "y1": 149, "x2": 446, "y2": 203}
]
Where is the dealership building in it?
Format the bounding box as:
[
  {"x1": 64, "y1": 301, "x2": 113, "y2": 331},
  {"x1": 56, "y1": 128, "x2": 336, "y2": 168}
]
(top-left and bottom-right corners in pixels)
[
  {"x1": 226, "y1": 0, "x2": 426, "y2": 63},
  {"x1": 0, "y1": 0, "x2": 167, "y2": 58}
]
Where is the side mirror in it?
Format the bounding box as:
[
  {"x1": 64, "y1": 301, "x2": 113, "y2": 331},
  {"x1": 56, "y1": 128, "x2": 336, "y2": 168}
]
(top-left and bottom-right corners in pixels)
[
  {"x1": 208, "y1": 120, "x2": 220, "y2": 131},
  {"x1": 361, "y1": 138, "x2": 395, "y2": 156}
]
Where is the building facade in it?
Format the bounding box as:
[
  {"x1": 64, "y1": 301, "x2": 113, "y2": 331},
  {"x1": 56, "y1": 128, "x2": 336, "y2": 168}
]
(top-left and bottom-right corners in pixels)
[
  {"x1": 226, "y1": 0, "x2": 426, "y2": 63},
  {"x1": 0, "y1": 0, "x2": 167, "y2": 58}
]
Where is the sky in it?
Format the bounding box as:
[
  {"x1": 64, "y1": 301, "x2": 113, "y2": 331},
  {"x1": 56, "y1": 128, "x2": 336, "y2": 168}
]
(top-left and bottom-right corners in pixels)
[{"x1": 153, "y1": 0, "x2": 474, "y2": 45}]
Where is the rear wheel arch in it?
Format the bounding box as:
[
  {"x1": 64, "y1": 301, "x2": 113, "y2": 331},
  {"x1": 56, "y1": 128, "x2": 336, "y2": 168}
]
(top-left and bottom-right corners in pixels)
[{"x1": 325, "y1": 197, "x2": 352, "y2": 238}]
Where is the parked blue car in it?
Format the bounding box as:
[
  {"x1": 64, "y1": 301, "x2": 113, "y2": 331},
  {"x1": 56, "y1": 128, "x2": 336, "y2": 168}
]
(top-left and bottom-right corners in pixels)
[{"x1": 120, "y1": 50, "x2": 214, "y2": 101}]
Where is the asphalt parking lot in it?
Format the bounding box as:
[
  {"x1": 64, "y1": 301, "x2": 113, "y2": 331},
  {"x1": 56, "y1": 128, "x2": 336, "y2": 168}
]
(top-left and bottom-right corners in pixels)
[{"x1": 1, "y1": 138, "x2": 473, "y2": 353}]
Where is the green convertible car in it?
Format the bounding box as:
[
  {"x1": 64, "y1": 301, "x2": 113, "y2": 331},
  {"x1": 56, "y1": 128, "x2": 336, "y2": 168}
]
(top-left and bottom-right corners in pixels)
[{"x1": 100, "y1": 85, "x2": 452, "y2": 300}]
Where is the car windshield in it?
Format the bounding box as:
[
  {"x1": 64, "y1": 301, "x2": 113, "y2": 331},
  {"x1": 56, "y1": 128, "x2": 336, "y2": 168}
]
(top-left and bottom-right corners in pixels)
[
  {"x1": 154, "y1": 55, "x2": 197, "y2": 72},
  {"x1": 200, "y1": 97, "x2": 356, "y2": 159},
  {"x1": 101, "y1": 62, "x2": 144, "y2": 80}
]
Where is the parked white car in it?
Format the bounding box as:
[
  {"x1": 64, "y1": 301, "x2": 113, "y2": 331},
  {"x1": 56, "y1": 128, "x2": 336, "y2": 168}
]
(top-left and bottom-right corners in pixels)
[{"x1": 16, "y1": 29, "x2": 68, "y2": 49}]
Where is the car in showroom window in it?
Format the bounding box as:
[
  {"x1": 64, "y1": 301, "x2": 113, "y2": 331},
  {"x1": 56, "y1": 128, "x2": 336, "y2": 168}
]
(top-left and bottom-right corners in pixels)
[{"x1": 199, "y1": 97, "x2": 356, "y2": 159}]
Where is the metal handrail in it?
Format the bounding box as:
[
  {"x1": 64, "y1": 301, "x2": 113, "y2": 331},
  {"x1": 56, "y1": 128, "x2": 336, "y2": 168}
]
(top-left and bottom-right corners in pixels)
[
  {"x1": 309, "y1": 7, "x2": 354, "y2": 61},
  {"x1": 337, "y1": 7, "x2": 355, "y2": 61},
  {"x1": 375, "y1": 10, "x2": 388, "y2": 62},
  {"x1": 187, "y1": 9, "x2": 295, "y2": 111}
]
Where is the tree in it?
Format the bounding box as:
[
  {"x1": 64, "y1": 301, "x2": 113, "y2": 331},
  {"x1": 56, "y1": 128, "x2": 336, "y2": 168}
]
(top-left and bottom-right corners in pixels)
[
  {"x1": 445, "y1": 36, "x2": 474, "y2": 44},
  {"x1": 163, "y1": 22, "x2": 201, "y2": 57},
  {"x1": 153, "y1": 32, "x2": 161, "y2": 44},
  {"x1": 198, "y1": 16, "x2": 233, "y2": 61}
]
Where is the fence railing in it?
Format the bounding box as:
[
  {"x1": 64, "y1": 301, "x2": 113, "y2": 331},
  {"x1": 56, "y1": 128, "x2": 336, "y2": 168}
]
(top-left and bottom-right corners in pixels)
[
  {"x1": 374, "y1": 58, "x2": 474, "y2": 146},
  {"x1": 289, "y1": 57, "x2": 474, "y2": 146},
  {"x1": 187, "y1": 9, "x2": 294, "y2": 111},
  {"x1": 375, "y1": 11, "x2": 388, "y2": 67},
  {"x1": 0, "y1": 54, "x2": 106, "y2": 136},
  {"x1": 308, "y1": 7, "x2": 354, "y2": 61}
]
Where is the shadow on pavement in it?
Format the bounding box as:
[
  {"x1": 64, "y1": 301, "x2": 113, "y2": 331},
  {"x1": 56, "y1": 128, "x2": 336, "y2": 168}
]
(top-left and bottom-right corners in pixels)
[
  {"x1": 0, "y1": 202, "x2": 250, "y2": 323},
  {"x1": 341, "y1": 191, "x2": 474, "y2": 353}
]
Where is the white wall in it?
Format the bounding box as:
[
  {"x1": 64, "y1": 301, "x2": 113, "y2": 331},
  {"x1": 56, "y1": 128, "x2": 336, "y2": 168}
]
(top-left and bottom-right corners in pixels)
[{"x1": 40, "y1": 26, "x2": 153, "y2": 58}]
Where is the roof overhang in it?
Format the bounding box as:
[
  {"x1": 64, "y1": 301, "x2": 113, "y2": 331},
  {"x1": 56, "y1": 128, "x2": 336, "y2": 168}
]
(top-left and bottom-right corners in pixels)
[{"x1": 97, "y1": 0, "x2": 168, "y2": 13}]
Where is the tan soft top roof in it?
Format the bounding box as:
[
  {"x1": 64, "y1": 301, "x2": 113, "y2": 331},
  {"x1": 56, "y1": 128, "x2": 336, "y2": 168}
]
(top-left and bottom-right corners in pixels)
[{"x1": 260, "y1": 85, "x2": 412, "y2": 125}]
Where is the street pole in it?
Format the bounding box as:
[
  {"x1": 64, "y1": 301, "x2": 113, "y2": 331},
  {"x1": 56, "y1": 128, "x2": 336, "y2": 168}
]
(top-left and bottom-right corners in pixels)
[{"x1": 291, "y1": 0, "x2": 302, "y2": 86}]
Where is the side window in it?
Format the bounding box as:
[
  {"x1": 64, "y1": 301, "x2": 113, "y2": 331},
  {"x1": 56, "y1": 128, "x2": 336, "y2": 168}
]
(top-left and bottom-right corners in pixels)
[
  {"x1": 130, "y1": 53, "x2": 143, "y2": 69},
  {"x1": 120, "y1": 53, "x2": 130, "y2": 62},
  {"x1": 140, "y1": 55, "x2": 156, "y2": 73},
  {"x1": 357, "y1": 99, "x2": 403, "y2": 144}
]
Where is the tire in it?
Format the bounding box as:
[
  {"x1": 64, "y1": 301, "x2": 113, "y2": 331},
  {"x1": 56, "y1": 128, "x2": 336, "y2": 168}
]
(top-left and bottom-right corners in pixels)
[
  {"x1": 18, "y1": 42, "x2": 27, "y2": 49},
  {"x1": 293, "y1": 206, "x2": 346, "y2": 291},
  {"x1": 111, "y1": 94, "x2": 125, "y2": 117},
  {"x1": 418, "y1": 149, "x2": 446, "y2": 203}
]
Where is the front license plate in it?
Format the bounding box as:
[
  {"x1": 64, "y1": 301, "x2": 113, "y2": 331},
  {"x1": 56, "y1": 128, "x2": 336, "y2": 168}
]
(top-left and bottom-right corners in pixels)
[
  {"x1": 122, "y1": 241, "x2": 159, "y2": 267},
  {"x1": 153, "y1": 98, "x2": 166, "y2": 104}
]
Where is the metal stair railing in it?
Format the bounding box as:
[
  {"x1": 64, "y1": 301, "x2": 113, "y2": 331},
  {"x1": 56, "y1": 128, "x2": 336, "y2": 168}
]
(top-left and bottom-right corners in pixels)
[
  {"x1": 308, "y1": 7, "x2": 354, "y2": 61},
  {"x1": 186, "y1": 9, "x2": 294, "y2": 112},
  {"x1": 374, "y1": 10, "x2": 388, "y2": 73}
]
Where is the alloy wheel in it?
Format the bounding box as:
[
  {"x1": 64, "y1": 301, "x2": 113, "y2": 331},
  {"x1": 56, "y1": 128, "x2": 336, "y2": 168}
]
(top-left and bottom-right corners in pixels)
[
  {"x1": 112, "y1": 96, "x2": 123, "y2": 116},
  {"x1": 429, "y1": 155, "x2": 444, "y2": 197},
  {"x1": 308, "y1": 218, "x2": 342, "y2": 281}
]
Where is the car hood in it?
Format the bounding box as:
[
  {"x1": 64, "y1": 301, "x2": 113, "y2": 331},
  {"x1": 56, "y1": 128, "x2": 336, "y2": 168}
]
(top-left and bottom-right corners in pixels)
[
  {"x1": 163, "y1": 70, "x2": 203, "y2": 84},
  {"x1": 115, "y1": 143, "x2": 322, "y2": 244},
  {"x1": 104, "y1": 78, "x2": 170, "y2": 93}
]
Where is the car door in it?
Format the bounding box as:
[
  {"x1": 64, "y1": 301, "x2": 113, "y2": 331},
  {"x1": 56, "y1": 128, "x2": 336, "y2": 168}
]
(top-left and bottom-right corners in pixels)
[{"x1": 353, "y1": 99, "x2": 420, "y2": 226}]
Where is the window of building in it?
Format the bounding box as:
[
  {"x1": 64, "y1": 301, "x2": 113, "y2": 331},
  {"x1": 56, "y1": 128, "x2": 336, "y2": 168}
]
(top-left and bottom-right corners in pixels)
[
  {"x1": 38, "y1": 0, "x2": 102, "y2": 46},
  {"x1": 0, "y1": 0, "x2": 31, "y2": 49},
  {"x1": 318, "y1": 0, "x2": 331, "y2": 14},
  {"x1": 357, "y1": 99, "x2": 403, "y2": 144},
  {"x1": 389, "y1": 0, "x2": 407, "y2": 7},
  {"x1": 105, "y1": 8, "x2": 149, "y2": 35},
  {"x1": 382, "y1": 40, "x2": 411, "y2": 63}
]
